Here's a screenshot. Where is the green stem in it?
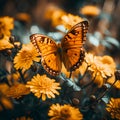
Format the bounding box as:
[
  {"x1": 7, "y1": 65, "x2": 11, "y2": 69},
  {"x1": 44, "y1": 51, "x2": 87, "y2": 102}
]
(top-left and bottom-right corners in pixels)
[
  {"x1": 18, "y1": 69, "x2": 26, "y2": 83},
  {"x1": 81, "y1": 71, "x2": 97, "y2": 89},
  {"x1": 96, "y1": 78, "x2": 118, "y2": 101}
]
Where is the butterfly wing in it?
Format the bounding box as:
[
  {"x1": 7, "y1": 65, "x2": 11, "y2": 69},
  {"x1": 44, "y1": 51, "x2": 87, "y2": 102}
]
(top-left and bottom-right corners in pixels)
[
  {"x1": 61, "y1": 21, "x2": 89, "y2": 71},
  {"x1": 30, "y1": 34, "x2": 62, "y2": 76}
]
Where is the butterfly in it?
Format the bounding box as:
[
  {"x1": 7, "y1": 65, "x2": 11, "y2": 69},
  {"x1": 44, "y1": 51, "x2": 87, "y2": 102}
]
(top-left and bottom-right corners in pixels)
[{"x1": 30, "y1": 21, "x2": 89, "y2": 76}]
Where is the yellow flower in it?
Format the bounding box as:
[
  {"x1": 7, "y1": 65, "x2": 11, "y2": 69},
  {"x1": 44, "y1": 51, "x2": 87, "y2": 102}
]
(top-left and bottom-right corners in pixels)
[
  {"x1": 106, "y1": 98, "x2": 120, "y2": 120},
  {"x1": 26, "y1": 74, "x2": 61, "y2": 101},
  {"x1": 6, "y1": 83, "x2": 30, "y2": 99},
  {"x1": 80, "y1": 5, "x2": 101, "y2": 16},
  {"x1": 0, "y1": 36, "x2": 14, "y2": 50},
  {"x1": 50, "y1": 10, "x2": 66, "y2": 27},
  {"x1": 44, "y1": 5, "x2": 66, "y2": 27},
  {"x1": 61, "y1": 14, "x2": 84, "y2": 30},
  {"x1": 0, "y1": 16, "x2": 14, "y2": 38},
  {"x1": 85, "y1": 53, "x2": 116, "y2": 87},
  {"x1": 48, "y1": 103, "x2": 83, "y2": 120},
  {"x1": 14, "y1": 43, "x2": 40, "y2": 72}
]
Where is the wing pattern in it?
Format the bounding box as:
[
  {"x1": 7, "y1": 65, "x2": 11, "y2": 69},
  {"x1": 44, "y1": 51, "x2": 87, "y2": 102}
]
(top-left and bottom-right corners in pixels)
[
  {"x1": 30, "y1": 34, "x2": 62, "y2": 76},
  {"x1": 61, "y1": 21, "x2": 89, "y2": 71}
]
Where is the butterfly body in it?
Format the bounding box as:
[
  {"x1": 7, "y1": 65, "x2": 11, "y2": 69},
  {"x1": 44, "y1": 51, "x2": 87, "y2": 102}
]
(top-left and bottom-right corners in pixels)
[{"x1": 30, "y1": 21, "x2": 89, "y2": 76}]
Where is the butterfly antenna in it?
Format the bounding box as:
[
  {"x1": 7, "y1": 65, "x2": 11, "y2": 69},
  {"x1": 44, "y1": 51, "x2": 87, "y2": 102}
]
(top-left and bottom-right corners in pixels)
[{"x1": 69, "y1": 71, "x2": 72, "y2": 78}]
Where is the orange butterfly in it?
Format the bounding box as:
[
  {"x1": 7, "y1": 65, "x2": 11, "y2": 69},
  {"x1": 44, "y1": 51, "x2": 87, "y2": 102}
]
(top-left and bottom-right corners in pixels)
[{"x1": 30, "y1": 21, "x2": 89, "y2": 76}]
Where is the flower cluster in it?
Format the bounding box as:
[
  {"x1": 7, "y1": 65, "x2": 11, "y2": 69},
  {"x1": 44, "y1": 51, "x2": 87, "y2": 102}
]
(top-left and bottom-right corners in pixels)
[
  {"x1": 85, "y1": 53, "x2": 116, "y2": 87},
  {"x1": 48, "y1": 104, "x2": 83, "y2": 120}
]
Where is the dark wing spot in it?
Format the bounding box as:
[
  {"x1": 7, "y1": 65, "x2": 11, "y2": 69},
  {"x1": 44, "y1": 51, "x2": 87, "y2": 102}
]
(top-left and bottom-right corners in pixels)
[
  {"x1": 74, "y1": 53, "x2": 77, "y2": 56},
  {"x1": 66, "y1": 34, "x2": 71, "y2": 39},
  {"x1": 71, "y1": 29, "x2": 77, "y2": 35},
  {"x1": 54, "y1": 52, "x2": 57, "y2": 56},
  {"x1": 50, "y1": 40, "x2": 53, "y2": 43},
  {"x1": 41, "y1": 37, "x2": 45, "y2": 41},
  {"x1": 46, "y1": 38, "x2": 49, "y2": 43},
  {"x1": 40, "y1": 37, "x2": 45, "y2": 43},
  {"x1": 48, "y1": 60, "x2": 51, "y2": 62},
  {"x1": 65, "y1": 49, "x2": 68, "y2": 53}
]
